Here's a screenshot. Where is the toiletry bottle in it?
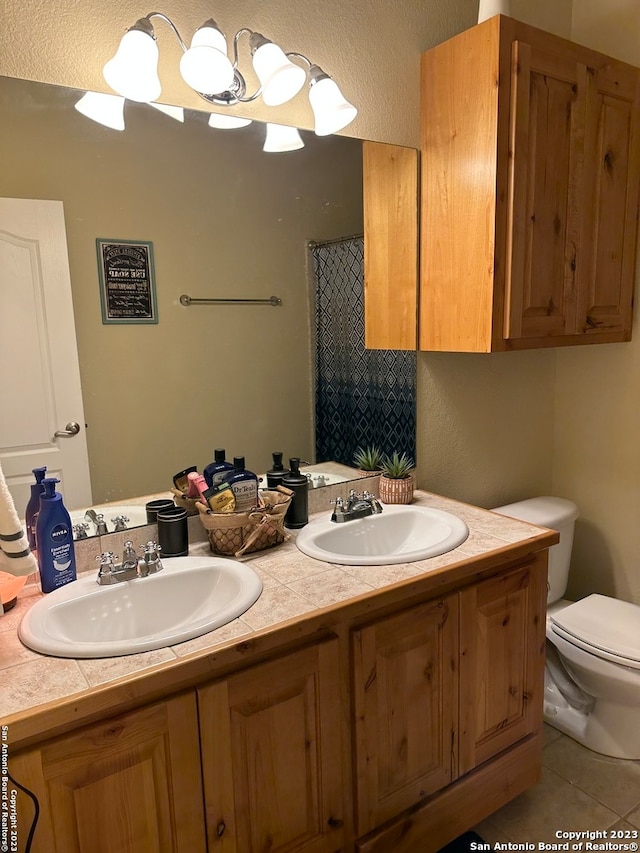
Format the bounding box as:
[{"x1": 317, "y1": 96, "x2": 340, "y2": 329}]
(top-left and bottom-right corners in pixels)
[
  {"x1": 25, "y1": 466, "x2": 47, "y2": 551},
  {"x1": 35, "y1": 477, "x2": 77, "y2": 593},
  {"x1": 266, "y1": 452, "x2": 289, "y2": 489},
  {"x1": 187, "y1": 471, "x2": 210, "y2": 502},
  {"x1": 203, "y1": 448, "x2": 235, "y2": 488},
  {"x1": 282, "y1": 458, "x2": 309, "y2": 529},
  {"x1": 222, "y1": 457, "x2": 259, "y2": 512}
]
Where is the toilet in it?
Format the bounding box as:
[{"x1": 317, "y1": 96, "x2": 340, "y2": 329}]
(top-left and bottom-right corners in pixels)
[{"x1": 492, "y1": 496, "x2": 640, "y2": 759}]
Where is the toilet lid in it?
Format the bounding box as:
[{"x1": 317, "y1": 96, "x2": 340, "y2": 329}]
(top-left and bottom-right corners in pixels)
[{"x1": 550, "y1": 594, "x2": 640, "y2": 666}]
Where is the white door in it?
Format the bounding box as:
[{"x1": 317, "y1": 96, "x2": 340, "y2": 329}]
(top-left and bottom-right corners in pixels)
[{"x1": 0, "y1": 198, "x2": 92, "y2": 514}]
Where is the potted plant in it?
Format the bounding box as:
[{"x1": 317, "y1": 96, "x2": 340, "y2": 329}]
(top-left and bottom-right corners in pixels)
[
  {"x1": 353, "y1": 445, "x2": 385, "y2": 475},
  {"x1": 379, "y1": 451, "x2": 415, "y2": 504}
]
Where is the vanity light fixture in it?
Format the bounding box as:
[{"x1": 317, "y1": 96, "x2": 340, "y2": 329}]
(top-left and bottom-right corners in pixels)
[
  {"x1": 263, "y1": 122, "x2": 304, "y2": 152},
  {"x1": 74, "y1": 91, "x2": 126, "y2": 130},
  {"x1": 102, "y1": 13, "x2": 358, "y2": 135}
]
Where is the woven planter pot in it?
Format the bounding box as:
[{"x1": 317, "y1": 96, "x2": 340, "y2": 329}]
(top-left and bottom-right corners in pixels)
[{"x1": 379, "y1": 474, "x2": 415, "y2": 505}]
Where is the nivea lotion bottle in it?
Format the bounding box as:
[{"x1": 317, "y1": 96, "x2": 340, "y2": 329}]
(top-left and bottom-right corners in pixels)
[{"x1": 36, "y1": 477, "x2": 77, "y2": 593}]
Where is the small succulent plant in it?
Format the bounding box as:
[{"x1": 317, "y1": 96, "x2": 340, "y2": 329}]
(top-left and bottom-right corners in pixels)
[
  {"x1": 353, "y1": 445, "x2": 385, "y2": 471},
  {"x1": 381, "y1": 451, "x2": 414, "y2": 479}
]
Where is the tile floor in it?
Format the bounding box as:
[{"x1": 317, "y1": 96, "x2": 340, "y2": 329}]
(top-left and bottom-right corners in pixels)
[{"x1": 474, "y1": 725, "x2": 640, "y2": 845}]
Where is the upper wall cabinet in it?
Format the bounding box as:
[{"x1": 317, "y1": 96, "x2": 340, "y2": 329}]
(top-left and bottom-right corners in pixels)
[{"x1": 418, "y1": 15, "x2": 640, "y2": 352}]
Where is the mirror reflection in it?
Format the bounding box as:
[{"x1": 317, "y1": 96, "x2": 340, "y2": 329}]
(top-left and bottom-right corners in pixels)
[{"x1": 1, "y1": 75, "x2": 369, "y2": 529}]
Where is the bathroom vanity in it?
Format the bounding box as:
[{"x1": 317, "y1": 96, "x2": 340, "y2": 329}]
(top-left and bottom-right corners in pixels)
[{"x1": 4, "y1": 491, "x2": 557, "y2": 853}]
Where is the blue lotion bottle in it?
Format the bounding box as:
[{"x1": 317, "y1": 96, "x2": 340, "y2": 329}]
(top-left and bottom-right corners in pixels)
[
  {"x1": 35, "y1": 477, "x2": 77, "y2": 593},
  {"x1": 25, "y1": 466, "x2": 47, "y2": 551},
  {"x1": 222, "y1": 457, "x2": 259, "y2": 512},
  {"x1": 203, "y1": 448, "x2": 235, "y2": 488}
]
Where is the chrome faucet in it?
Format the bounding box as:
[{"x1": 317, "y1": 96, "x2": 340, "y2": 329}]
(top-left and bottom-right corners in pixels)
[
  {"x1": 111, "y1": 514, "x2": 130, "y2": 532},
  {"x1": 95, "y1": 540, "x2": 163, "y2": 585},
  {"x1": 331, "y1": 489, "x2": 383, "y2": 523}
]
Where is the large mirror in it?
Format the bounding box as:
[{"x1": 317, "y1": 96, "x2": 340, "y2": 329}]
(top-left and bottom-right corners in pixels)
[{"x1": 0, "y1": 74, "x2": 392, "y2": 529}]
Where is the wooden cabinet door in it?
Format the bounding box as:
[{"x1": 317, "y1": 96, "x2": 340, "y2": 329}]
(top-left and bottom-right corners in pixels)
[
  {"x1": 506, "y1": 38, "x2": 640, "y2": 343},
  {"x1": 505, "y1": 41, "x2": 587, "y2": 341},
  {"x1": 198, "y1": 639, "x2": 344, "y2": 853},
  {"x1": 575, "y1": 60, "x2": 640, "y2": 338},
  {"x1": 352, "y1": 596, "x2": 458, "y2": 835},
  {"x1": 458, "y1": 556, "x2": 547, "y2": 775},
  {"x1": 11, "y1": 693, "x2": 206, "y2": 853}
]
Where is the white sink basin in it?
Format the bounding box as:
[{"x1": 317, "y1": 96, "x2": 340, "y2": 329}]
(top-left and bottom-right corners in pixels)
[
  {"x1": 295, "y1": 505, "x2": 469, "y2": 565},
  {"x1": 18, "y1": 556, "x2": 262, "y2": 658}
]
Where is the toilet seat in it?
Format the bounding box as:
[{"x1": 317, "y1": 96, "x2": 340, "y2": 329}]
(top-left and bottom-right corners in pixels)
[{"x1": 549, "y1": 594, "x2": 640, "y2": 669}]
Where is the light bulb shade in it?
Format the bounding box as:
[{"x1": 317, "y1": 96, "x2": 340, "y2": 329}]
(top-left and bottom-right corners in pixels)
[
  {"x1": 252, "y1": 42, "x2": 306, "y2": 106},
  {"x1": 208, "y1": 113, "x2": 252, "y2": 129},
  {"x1": 149, "y1": 102, "x2": 185, "y2": 122},
  {"x1": 179, "y1": 24, "x2": 234, "y2": 95},
  {"x1": 263, "y1": 123, "x2": 304, "y2": 152},
  {"x1": 74, "y1": 91, "x2": 125, "y2": 131},
  {"x1": 103, "y1": 27, "x2": 162, "y2": 102},
  {"x1": 309, "y1": 75, "x2": 358, "y2": 136}
]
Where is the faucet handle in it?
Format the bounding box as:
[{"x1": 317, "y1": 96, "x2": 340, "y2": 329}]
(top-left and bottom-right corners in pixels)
[
  {"x1": 112, "y1": 515, "x2": 130, "y2": 532},
  {"x1": 141, "y1": 541, "x2": 163, "y2": 575},
  {"x1": 73, "y1": 522, "x2": 90, "y2": 540},
  {"x1": 96, "y1": 551, "x2": 116, "y2": 582}
]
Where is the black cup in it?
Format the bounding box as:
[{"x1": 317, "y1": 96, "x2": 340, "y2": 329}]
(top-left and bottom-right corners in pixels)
[
  {"x1": 145, "y1": 498, "x2": 175, "y2": 524},
  {"x1": 157, "y1": 506, "x2": 189, "y2": 557}
]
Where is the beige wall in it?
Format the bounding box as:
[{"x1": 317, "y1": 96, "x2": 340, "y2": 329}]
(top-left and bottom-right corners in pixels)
[
  {"x1": 0, "y1": 76, "x2": 363, "y2": 502},
  {"x1": 552, "y1": 0, "x2": 640, "y2": 605}
]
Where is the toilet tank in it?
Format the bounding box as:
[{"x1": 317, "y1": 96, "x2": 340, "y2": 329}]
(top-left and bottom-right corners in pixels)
[{"x1": 491, "y1": 497, "x2": 579, "y2": 604}]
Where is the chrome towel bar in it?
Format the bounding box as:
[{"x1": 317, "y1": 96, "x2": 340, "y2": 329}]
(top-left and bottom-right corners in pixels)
[{"x1": 180, "y1": 294, "x2": 282, "y2": 307}]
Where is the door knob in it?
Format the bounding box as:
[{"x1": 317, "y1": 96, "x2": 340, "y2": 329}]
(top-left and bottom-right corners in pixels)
[{"x1": 54, "y1": 421, "x2": 81, "y2": 438}]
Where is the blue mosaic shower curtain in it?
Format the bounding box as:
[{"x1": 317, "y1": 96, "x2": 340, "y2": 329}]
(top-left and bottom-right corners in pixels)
[{"x1": 311, "y1": 236, "x2": 416, "y2": 467}]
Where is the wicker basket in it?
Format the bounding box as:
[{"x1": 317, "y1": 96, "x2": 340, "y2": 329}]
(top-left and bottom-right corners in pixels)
[
  {"x1": 196, "y1": 487, "x2": 293, "y2": 558},
  {"x1": 171, "y1": 489, "x2": 201, "y2": 515}
]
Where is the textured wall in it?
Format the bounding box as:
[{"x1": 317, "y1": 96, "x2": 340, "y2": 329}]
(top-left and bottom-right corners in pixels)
[{"x1": 552, "y1": 0, "x2": 640, "y2": 605}]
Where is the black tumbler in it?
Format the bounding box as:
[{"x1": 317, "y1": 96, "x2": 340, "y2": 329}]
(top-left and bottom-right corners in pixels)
[
  {"x1": 157, "y1": 506, "x2": 189, "y2": 557},
  {"x1": 145, "y1": 498, "x2": 175, "y2": 524}
]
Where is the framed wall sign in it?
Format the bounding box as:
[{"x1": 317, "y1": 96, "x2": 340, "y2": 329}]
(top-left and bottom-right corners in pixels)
[{"x1": 96, "y1": 239, "x2": 158, "y2": 324}]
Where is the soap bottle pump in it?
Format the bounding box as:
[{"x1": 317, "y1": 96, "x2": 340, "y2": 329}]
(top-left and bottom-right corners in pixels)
[
  {"x1": 282, "y1": 458, "x2": 309, "y2": 529},
  {"x1": 35, "y1": 477, "x2": 77, "y2": 593},
  {"x1": 266, "y1": 452, "x2": 288, "y2": 489},
  {"x1": 25, "y1": 466, "x2": 47, "y2": 551}
]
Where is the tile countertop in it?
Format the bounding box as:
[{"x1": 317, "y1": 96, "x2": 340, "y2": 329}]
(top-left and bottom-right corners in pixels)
[{"x1": 0, "y1": 490, "x2": 557, "y2": 732}]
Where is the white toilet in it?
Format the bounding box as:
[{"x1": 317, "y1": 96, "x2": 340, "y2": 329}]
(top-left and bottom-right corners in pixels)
[{"x1": 492, "y1": 496, "x2": 640, "y2": 759}]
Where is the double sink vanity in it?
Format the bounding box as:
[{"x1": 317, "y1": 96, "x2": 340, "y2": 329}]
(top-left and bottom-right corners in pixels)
[{"x1": 3, "y1": 489, "x2": 557, "y2": 853}]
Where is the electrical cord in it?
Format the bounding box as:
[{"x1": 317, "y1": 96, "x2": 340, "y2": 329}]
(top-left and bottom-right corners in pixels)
[{"x1": 7, "y1": 772, "x2": 39, "y2": 853}]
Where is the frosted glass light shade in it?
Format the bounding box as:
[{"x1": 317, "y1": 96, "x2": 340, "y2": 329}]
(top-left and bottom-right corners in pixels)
[
  {"x1": 103, "y1": 28, "x2": 161, "y2": 102},
  {"x1": 179, "y1": 24, "x2": 234, "y2": 95},
  {"x1": 208, "y1": 113, "x2": 252, "y2": 129},
  {"x1": 252, "y1": 42, "x2": 306, "y2": 106},
  {"x1": 309, "y1": 76, "x2": 357, "y2": 136},
  {"x1": 263, "y1": 123, "x2": 304, "y2": 152},
  {"x1": 149, "y1": 103, "x2": 185, "y2": 122},
  {"x1": 74, "y1": 91, "x2": 125, "y2": 130}
]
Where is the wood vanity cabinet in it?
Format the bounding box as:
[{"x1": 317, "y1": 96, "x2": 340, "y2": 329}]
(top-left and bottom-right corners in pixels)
[
  {"x1": 353, "y1": 557, "x2": 547, "y2": 853},
  {"x1": 416, "y1": 15, "x2": 640, "y2": 353},
  {"x1": 8, "y1": 545, "x2": 550, "y2": 853},
  {"x1": 198, "y1": 639, "x2": 345, "y2": 853},
  {"x1": 11, "y1": 692, "x2": 206, "y2": 853},
  {"x1": 351, "y1": 595, "x2": 458, "y2": 835}
]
